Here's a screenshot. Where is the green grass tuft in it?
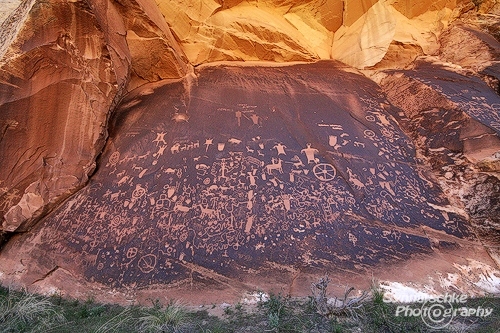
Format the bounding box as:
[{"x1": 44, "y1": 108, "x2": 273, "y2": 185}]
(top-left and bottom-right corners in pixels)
[
  {"x1": 0, "y1": 284, "x2": 498, "y2": 332},
  {"x1": 0, "y1": 288, "x2": 65, "y2": 333},
  {"x1": 137, "y1": 300, "x2": 191, "y2": 333}
]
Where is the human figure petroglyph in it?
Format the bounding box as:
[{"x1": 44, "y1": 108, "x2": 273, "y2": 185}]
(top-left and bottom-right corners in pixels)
[
  {"x1": 282, "y1": 194, "x2": 291, "y2": 211},
  {"x1": 205, "y1": 139, "x2": 213, "y2": 152},
  {"x1": 249, "y1": 113, "x2": 261, "y2": 126},
  {"x1": 301, "y1": 143, "x2": 319, "y2": 163},
  {"x1": 154, "y1": 145, "x2": 167, "y2": 158},
  {"x1": 152, "y1": 132, "x2": 167, "y2": 146},
  {"x1": 273, "y1": 143, "x2": 287, "y2": 155},
  {"x1": 247, "y1": 170, "x2": 257, "y2": 187}
]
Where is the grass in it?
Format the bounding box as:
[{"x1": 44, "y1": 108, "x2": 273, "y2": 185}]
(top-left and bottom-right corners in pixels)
[
  {"x1": 0, "y1": 287, "x2": 65, "y2": 332},
  {"x1": 0, "y1": 284, "x2": 498, "y2": 332},
  {"x1": 137, "y1": 300, "x2": 191, "y2": 333}
]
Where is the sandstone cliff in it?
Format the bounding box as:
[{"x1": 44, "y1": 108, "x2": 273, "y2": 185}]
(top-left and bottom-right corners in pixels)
[
  {"x1": 0, "y1": 0, "x2": 189, "y2": 236},
  {"x1": 0, "y1": 0, "x2": 499, "y2": 302}
]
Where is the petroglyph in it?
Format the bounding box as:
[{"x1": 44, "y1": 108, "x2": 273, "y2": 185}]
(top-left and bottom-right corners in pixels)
[
  {"x1": 27, "y1": 65, "x2": 473, "y2": 290},
  {"x1": 266, "y1": 158, "x2": 283, "y2": 174},
  {"x1": 313, "y1": 164, "x2": 336, "y2": 181},
  {"x1": 301, "y1": 144, "x2": 319, "y2": 164},
  {"x1": 152, "y1": 132, "x2": 167, "y2": 146}
]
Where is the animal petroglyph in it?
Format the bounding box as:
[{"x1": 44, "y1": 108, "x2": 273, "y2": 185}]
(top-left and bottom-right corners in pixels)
[
  {"x1": 28, "y1": 67, "x2": 474, "y2": 291},
  {"x1": 266, "y1": 158, "x2": 283, "y2": 174}
]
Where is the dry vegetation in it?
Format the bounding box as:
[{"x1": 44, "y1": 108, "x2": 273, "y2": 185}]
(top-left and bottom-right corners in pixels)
[{"x1": 0, "y1": 277, "x2": 499, "y2": 332}]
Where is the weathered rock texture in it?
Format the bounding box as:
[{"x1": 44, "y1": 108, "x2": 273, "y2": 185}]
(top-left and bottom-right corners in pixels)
[
  {"x1": 0, "y1": 0, "x2": 189, "y2": 236},
  {"x1": 0, "y1": 0, "x2": 125, "y2": 234},
  {"x1": 0, "y1": 0, "x2": 21, "y2": 26},
  {"x1": 0, "y1": 0, "x2": 478, "y2": 239},
  {"x1": 1, "y1": 61, "x2": 497, "y2": 301},
  {"x1": 0, "y1": 0, "x2": 499, "y2": 302},
  {"x1": 157, "y1": 0, "x2": 465, "y2": 68}
]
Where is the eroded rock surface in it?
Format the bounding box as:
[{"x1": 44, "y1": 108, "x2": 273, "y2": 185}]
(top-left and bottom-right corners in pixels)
[
  {"x1": 0, "y1": 0, "x2": 126, "y2": 234},
  {"x1": 0, "y1": 0, "x2": 189, "y2": 237},
  {"x1": 0, "y1": 0, "x2": 479, "y2": 239},
  {"x1": 0, "y1": 0, "x2": 499, "y2": 303},
  {"x1": 1, "y1": 61, "x2": 498, "y2": 302},
  {"x1": 157, "y1": 0, "x2": 464, "y2": 68}
]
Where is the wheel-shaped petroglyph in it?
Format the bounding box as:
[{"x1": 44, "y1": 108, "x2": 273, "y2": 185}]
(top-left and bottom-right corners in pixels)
[
  {"x1": 132, "y1": 185, "x2": 146, "y2": 199},
  {"x1": 108, "y1": 151, "x2": 120, "y2": 166},
  {"x1": 126, "y1": 247, "x2": 138, "y2": 259},
  {"x1": 313, "y1": 163, "x2": 336, "y2": 181},
  {"x1": 137, "y1": 254, "x2": 157, "y2": 273},
  {"x1": 363, "y1": 129, "x2": 376, "y2": 139}
]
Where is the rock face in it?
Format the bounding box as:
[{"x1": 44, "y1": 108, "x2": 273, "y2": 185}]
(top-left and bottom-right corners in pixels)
[
  {"x1": 0, "y1": 0, "x2": 126, "y2": 234},
  {"x1": 0, "y1": 0, "x2": 474, "y2": 239},
  {"x1": 1, "y1": 60, "x2": 499, "y2": 301},
  {"x1": 3, "y1": 63, "x2": 474, "y2": 287},
  {"x1": 156, "y1": 0, "x2": 464, "y2": 68},
  {"x1": 0, "y1": 0, "x2": 499, "y2": 302},
  {"x1": 0, "y1": 0, "x2": 189, "y2": 236}
]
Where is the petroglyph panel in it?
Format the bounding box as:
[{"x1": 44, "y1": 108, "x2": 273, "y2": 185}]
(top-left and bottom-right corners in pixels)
[
  {"x1": 33, "y1": 63, "x2": 472, "y2": 288},
  {"x1": 404, "y1": 62, "x2": 500, "y2": 135}
]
